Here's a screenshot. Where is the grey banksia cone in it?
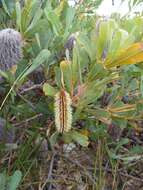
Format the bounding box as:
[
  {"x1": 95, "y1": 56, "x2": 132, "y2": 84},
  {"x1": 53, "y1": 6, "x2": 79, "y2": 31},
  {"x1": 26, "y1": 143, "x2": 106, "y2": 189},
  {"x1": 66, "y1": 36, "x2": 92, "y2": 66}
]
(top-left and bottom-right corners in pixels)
[{"x1": 0, "y1": 28, "x2": 23, "y2": 71}]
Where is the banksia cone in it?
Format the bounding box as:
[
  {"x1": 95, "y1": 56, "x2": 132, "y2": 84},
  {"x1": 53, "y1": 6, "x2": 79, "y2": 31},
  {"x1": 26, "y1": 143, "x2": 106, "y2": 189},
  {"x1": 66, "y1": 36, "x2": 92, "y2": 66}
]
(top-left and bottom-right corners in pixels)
[
  {"x1": 0, "y1": 28, "x2": 23, "y2": 71},
  {"x1": 54, "y1": 89, "x2": 72, "y2": 133}
]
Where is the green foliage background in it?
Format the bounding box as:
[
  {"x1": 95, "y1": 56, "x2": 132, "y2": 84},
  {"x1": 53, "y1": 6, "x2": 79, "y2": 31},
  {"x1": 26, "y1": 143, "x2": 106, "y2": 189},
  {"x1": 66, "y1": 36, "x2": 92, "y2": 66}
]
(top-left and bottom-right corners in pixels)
[{"x1": 0, "y1": 0, "x2": 143, "y2": 189}]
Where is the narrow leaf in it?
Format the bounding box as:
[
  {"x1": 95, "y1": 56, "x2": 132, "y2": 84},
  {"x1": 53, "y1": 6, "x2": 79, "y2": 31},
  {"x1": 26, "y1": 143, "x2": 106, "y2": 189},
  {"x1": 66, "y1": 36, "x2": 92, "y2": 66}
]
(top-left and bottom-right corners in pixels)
[
  {"x1": 15, "y1": 1, "x2": 22, "y2": 32},
  {"x1": 105, "y1": 43, "x2": 143, "y2": 68},
  {"x1": 20, "y1": 49, "x2": 50, "y2": 80}
]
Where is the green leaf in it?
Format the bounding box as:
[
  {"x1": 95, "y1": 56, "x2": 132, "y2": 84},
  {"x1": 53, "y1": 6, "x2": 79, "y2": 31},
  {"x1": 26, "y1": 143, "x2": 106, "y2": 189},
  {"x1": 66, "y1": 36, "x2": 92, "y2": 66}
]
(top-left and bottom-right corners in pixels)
[
  {"x1": 1, "y1": 0, "x2": 11, "y2": 16},
  {"x1": 108, "y1": 29, "x2": 129, "y2": 58},
  {"x1": 72, "y1": 45, "x2": 81, "y2": 86},
  {"x1": 77, "y1": 34, "x2": 93, "y2": 61},
  {"x1": 55, "y1": 66, "x2": 62, "y2": 88},
  {"x1": 49, "y1": 132, "x2": 59, "y2": 147},
  {"x1": 0, "y1": 69, "x2": 9, "y2": 80},
  {"x1": 20, "y1": 49, "x2": 50, "y2": 80},
  {"x1": 25, "y1": 8, "x2": 43, "y2": 34},
  {"x1": 115, "y1": 138, "x2": 129, "y2": 152},
  {"x1": 71, "y1": 131, "x2": 89, "y2": 147},
  {"x1": 121, "y1": 155, "x2": 142, "y2": 163},
  {"x1": 21, "y1": 0, "x2": 33, "y2": 32},
  {"x1": 64, "y1": 7, "x2": 75, "y2": 38},
  {"x1": 44, "y1": 8, "x2": 61, "y2": 36},
  {"x1": 43, "y1": 83, "x2": 57, "y2": 97},
  {"x1": 96, "y1": 19, "x2": 118, "y2": 60},
  {"x1": 0, "y1": 172, "x2": 6, "y2": 190},
  {"x1": 141, "y1": 73, "x2": 143, "y2": 97},
  {"x1": 105, "y1": 43, "x2": 143, "y2": 68},
  {"x1": 130, "y1": 145, "x2": 143, "y2": 154},
  {"x1": 15, "y1": 1, "x2": 22, "y2": 32},
  {"x1": 7, "y1": 170, "x2": 22, "y2": 190}
]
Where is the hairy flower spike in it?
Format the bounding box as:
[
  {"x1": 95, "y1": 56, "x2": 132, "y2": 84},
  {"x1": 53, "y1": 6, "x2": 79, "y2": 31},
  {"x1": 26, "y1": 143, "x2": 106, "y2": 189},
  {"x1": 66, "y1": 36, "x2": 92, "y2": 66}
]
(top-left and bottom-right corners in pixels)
[
  {"x1": 0, "y1": 28, "x2": 23, "y2": 71},
  {"x1": 55, "y1": 89, "x2": 72, "y2": 133}
]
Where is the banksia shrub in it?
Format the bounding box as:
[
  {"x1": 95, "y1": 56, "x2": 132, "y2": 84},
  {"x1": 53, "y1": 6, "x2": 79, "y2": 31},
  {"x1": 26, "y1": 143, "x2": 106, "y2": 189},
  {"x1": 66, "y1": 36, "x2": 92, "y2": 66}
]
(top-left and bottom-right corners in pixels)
[
  {"x1": 54, "y1": 89, "x2": 72, "y2": 133},
  {"x1": 0, "y1": 28, "x2": 23, "y2": 71}
]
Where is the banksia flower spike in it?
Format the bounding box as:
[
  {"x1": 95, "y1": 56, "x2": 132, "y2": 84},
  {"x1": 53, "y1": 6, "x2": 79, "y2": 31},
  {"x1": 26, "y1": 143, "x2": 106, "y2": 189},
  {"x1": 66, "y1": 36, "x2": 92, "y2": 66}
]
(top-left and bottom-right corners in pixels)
[
  {"x1": 54, "y1": 89, "x2": 72, "y2": 133},
  {"x1": 0, "y1": 28, "x2": 23, "y2": 71}
]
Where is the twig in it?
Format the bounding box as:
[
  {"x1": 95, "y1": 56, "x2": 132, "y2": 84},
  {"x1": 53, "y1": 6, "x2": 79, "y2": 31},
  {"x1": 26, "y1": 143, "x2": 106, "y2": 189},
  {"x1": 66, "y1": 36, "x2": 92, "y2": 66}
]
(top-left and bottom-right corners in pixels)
[
  {"x1": 20, "y1": 83, "x2": 43, "y2": 94},
  {"x1": 13, "y1": 113, "x2": 43, "y2": 127},
  {"x1": 17, "y1": 92, "x2": 36, "y2": 111},
  {"x1": 119, "y1": 172, "x2": 143, "y2": 183},
  {"x1": 41, "y1": 152, "x2": 56, "y2": 190},
  {"x1": 88, "y1": 166, "x2": 143, "y2": 183},
  {"x1": 61, "y1": 154, "x2": 96, "y2": 185}
]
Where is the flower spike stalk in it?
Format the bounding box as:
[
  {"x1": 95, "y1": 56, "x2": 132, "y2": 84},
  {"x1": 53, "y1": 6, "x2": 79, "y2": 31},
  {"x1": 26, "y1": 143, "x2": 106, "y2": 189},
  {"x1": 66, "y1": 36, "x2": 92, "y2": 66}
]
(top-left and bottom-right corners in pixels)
[{"x1": 54, "y1": 89, "x2": 72, "y2": 133}]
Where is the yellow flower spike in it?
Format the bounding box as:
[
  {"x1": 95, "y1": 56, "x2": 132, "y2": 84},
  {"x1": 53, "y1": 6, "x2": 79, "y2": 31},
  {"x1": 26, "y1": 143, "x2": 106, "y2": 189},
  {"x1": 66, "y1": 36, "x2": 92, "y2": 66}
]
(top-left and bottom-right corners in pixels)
[{"x1": 54, "y1": 89, "x2": 72, "y2": 133}]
